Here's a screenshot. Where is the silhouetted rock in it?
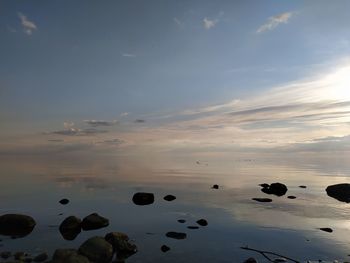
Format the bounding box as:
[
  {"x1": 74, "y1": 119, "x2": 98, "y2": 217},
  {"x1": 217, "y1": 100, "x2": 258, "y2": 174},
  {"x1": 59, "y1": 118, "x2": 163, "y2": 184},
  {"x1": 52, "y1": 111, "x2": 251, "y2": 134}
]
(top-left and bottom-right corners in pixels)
[
  {"x1": 166, "y1": 232, "x2": 187, "y2": 240},
  {"x1": 79, "y1": 236, "x2": 113, "y2": 263},
  {"x1": 212, "y1": 184, "x2": 219, "y2": 189},
  {"x1": 287, "y1": 196, "x2": 297, "y2": 199},
  {"x1": 132, "y1": 192, "x2": 154, "y2": 206},
  {"x1": 252, "y1": 198, "x2": 273, "y2": 202},
  {"x1": 319, "y1": 227, "x2": 333, "y2": 233},
  {"x1": 52, "y1": 249, "x2": 89, "y2": 263},
  {"x1": 163, "y1": 195, "x2": 176, "y2": 201},
  {"x1": 299, "y1": 185, "x2": 307, "y2": 189},
  {"x1": 196, "y1": 219, "x2": 208, "y2": 226},
  {"x1": 33, "y1": 252, "x2": 48, "y2": 262},
  {"x1": 261, "y1": 182, "x2": 288, "y2": 196},
  {"x1": 0, "y1": 251, "x2": 11, "y2": 259},
  {"x1": 244, "y1": 257, "x2": 258, "y2": 263},
  {"x1": 259, "y1": 183, "x2": 269, "y2": 188},
  {"x1": 81, "y1": 213, "x2": 109, "y2": 231},
  {"x1": 326, "y1": 183, "x2": 350, "y2": 203},
  {"x1": 187, "y1": 226, "x2": 199, "y2": 229},
  {"x1": 14, "y1": 252, "x2": 26, "y2": 261},
  {"x1": 59, "y1": 198, "x2": 69, "y2": 205},
  {"x1": 59, "y1": 216, "x2": 82, "y2": 240},
  {"x1": 161, "y1": 245, "x2": 170, "y2": 253},
  {"x1": 105, "y1": 232, "x2": 137, "y2": 255},
  {"x1": 0, "y1": 214, "x2": 36, "y2": 238},
  {"x1": 177, "y1": 219, "x2": 186, "y2": 223}
]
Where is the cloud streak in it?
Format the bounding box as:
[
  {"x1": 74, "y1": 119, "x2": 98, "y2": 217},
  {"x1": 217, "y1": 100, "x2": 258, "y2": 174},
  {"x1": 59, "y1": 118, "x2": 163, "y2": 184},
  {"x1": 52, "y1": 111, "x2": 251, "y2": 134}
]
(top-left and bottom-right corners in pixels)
[
  {"x1": 84, "y1": 120, "x2": 118, "y2": 127},
  {"x1": 203, "y1": 17, "x2": 218, "y2": 29},
  {"x1": 257, "y1": 12, "x2": 293, "y2": 33},
  {"x1": 18, "y1": 12, "x2": 37, "y2": 35}
]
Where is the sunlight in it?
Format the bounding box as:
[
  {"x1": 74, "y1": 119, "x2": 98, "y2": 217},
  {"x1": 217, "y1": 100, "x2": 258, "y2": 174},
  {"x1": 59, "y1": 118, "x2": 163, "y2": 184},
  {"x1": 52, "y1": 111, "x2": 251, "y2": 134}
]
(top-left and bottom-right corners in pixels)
[{"x1": 324, "y1": 65, "x2": 350, "y2": 101}]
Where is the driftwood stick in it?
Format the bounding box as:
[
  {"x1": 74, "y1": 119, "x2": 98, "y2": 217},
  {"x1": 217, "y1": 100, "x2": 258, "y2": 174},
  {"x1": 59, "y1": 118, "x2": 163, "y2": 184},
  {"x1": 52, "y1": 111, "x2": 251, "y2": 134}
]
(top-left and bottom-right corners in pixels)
[{"x1": 240, "y1": 246, "x2": 300, "y2": 263}]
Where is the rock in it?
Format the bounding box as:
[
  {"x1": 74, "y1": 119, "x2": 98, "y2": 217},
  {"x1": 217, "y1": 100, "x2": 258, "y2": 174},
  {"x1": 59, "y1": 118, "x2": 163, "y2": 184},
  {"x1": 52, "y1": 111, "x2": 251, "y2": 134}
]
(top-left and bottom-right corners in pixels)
[
  {"x1": 319, "y1": 227, "x2": 333, "y2": 233},
  {"x1": 299, "y1": 185, "x2": 307, "y2": 188},
  {"x1": 326, "y1": 184, "x2": 350, "y2": 203},
  {"x1": 196, "y1": 219, "x2": 208, "y2": 226},
  {"x1": 287, "y1": 196, "x2": 297, "y2": 199},
  {"x1": 261, "y1": 182, "x2": 288, "y2": 196},
  {"x1": 252, "y1": 198, "x2": 273, "y2": 202},
  {"x1": 165, "y1": 232, "x2": 187, "y2": 240},
  {"x1": 81, "y1": 213, "x2": 109, "y2": 231},
  {"x1": 52, "y1": 249, "x2": 77, "y2": 260},
  {"x1": 244, "y1": 257, "x2": 258, "y2": 263},
  {"x1": 14, "y1": 252, "x2": 26, "y2": 261},
  {"x1": 212, "y1": 184, "x2": 219, "y2": 189},
  {"x1": 59, "y1": 198, "x2": 70, "y2": 205},
  {"x1": 187, "y1": 226, "x2": 199, "y2": 229},
  {"x1": 177, "y1": 219, "x2": 186, "y2": 223},
  {"x1": 259, "y1": 183, "x2": 269, "y2": 188},
  {"x1": 79, "y1": 236, "x2": 113, "y2": 263},
  {"x1": 132, "y1": 192, "x2": 154, "y2": 205},
  {"x1": 24, "y1": 257, "x2": 33, "y2": 262},
  {"x1": 52, "y1": 249, "x2": 89, "y2": 263},
  {"x1": 0, "y1": 214, "x2": 36, "y2": 238},
  {"x1": 59, "y1": 216, "x2": 81, "y2": 240},
  {"x1": 0, "y1": 251, "x2": 11, "y2": 259},
  {"x1": 33, "y1": 252, "x2": 48, "y2": 262},
  {"x1": 163, "y1": 195, "x2": 176, "y2": 201},
  {"x1": 161, "y1": 245, "x2": 170, "y2": 253},
  {"x1": 105, "y1": 232, "x2": 137, "y2": 255}
]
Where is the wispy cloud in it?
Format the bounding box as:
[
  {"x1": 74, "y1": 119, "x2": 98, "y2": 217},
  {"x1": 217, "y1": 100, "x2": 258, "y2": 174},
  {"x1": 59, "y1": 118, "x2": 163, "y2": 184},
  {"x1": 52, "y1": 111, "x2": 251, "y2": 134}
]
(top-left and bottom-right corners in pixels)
[
  {"x1": 203, "y1": 17, "x2": 218, "y2": 30},
  {"x1": 18, "y1": 12, "x2": 37, "y2": 35},
  {"x1": 257, "y1": 12, "x2": 294, "y2": 33},
  {"x1": 174, "y1": 17, "x2": 184, "y2": 28},
  {"x1": 120, "y1": 112, "x2": 129, "y2": 117},
  {"x1": 48, "y1": 128, "x2": 107, "y2": 136},
  {"x1": 122, "y1": 53, "x2": 136, "y2": 58},
  {"x1": 84, "y1": 120, "x2": 118, "y2": 127}
]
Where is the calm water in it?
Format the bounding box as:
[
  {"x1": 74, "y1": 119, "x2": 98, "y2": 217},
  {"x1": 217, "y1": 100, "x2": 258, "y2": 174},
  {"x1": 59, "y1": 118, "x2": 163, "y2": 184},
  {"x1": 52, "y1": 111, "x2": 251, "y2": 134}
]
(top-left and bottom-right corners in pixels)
[{"x1": 1, "y1": 152, "x2": 350, "y2": 262}]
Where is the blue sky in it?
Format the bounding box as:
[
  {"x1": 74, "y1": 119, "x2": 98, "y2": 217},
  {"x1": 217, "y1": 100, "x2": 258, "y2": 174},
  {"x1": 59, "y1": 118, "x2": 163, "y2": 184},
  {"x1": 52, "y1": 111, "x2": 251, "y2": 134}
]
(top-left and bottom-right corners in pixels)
[{"x1": 1, "y1": 1, "x2": 350, "y2": 154}]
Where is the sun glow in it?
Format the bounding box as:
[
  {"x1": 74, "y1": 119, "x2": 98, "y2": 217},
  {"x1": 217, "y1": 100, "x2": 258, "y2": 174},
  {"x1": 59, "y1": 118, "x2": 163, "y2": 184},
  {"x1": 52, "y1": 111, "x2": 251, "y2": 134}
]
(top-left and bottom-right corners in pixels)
[{"x1": 323, "y1": 65, "x2": 350, "y2": 101}]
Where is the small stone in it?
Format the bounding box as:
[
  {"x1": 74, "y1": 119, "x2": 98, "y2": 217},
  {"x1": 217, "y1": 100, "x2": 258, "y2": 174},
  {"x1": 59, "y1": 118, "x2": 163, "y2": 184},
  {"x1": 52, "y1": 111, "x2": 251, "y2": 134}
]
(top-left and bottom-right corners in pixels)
[
  {"x1": 187, "y1": 226, "x2": 199, "y2": 229},
  {"x1": 79, "y1": 236, "x2": 113, "y2": 263},
  {"x1": 163, "y1": 195, "x2": 176, "y2": 201},
  {"x1": 177, "y1": 219, "x2": 186, "y2": 223},
  {"x1": 299, "y1": 185, "x2": 307, "y2": 188},
  {"x1": 33, "y1": 252, "x2": 48, "y2": 262},
  {"x1": 252, "y1": 198, "x2": 273, "y2": 202},
  {"x1": 319, "y1": 227, "x2": 333, "y2": 233},
  {"x1": 132, "y1": 192, "x2": 155, "y2": 206},
  {"x1": 166, "y1": 232, "x2": 187, "y2": 240},
  {"x1": 59, "y1": 198, "x2": 69, "y2": 205},
  {"x1": 287, "y1": 196, "x2": 297, "y2": 199},
  {"x1": 196, "y1": 219, "x2": 208, "y2": 226},
  {"x1": 59, "y1": 216, "x2": 81, "y2": 240},
  {"x1": 261, "y1": 182, "x2": 288, "y2": 196},
  {"x1": 212, "y1": 184, "x2": 219, "y2": 189},
  {"x1": 244, "y1": 257, "x2": 258, "y2": 263},
  {"x1": 161, "y1": 245, "x2": 170, "y2": 253},
  {"x1": 81, "y1": 213, "x2": 109, "y2": 231}
]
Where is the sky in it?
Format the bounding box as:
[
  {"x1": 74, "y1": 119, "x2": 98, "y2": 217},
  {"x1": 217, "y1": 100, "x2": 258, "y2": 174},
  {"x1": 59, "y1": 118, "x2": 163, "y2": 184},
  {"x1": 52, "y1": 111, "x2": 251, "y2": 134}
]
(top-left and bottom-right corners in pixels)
[{"x1": 1, "y1": 0, "x2": 350, "y2": 156}]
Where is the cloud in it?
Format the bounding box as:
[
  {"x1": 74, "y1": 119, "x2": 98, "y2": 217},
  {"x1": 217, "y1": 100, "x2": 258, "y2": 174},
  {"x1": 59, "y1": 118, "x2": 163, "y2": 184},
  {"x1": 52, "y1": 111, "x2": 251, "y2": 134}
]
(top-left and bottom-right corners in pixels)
[
  {"x1": 122, "y1": 53, "x2": 136, "y2": 58},
  {"x1": 99, "y1": 138, "x2": 124, "y2": 145},
  {"x1": 257, "y1": 12, "x2": 293, "y2": 33},
  {"x1": 203, "y1": 17, "x2": 218, "y2": 30},
  {"x1": 18, "y1": 12, "x2": 37, "y2": 35},
  {"x1": 64, "y1": 121, "x2": 74, "y2": 129},
  {"x1": 120, "y1": 112, "x2": 129, "y2": 117},
  {"x1": 135, "y1": 119, "x2": 145, "y2": 123},
  {"x1": 48, "y1": 128, "x2": 107, "y2": 136},
  {"x1": 84, "y1": 120, "x2": 118, "y2": 127},
  {"x1": 174, "y1": 17, "x2": 184, "y2": 28}
]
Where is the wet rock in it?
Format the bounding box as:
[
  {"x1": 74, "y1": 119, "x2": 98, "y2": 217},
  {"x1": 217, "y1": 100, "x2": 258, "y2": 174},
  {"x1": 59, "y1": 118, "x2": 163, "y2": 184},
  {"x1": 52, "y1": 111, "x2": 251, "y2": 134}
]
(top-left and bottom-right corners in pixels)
[
  {"x1": 299, "y1": 185, "x2": 307, "y2": 189},
  {"x1": 59, "y1": 216, "x2": 81, "y2": 240},
  {"x1": 52, "y1": 249, "x2": 89, "y2": 263},
  {"x1": 33, "y1": 252, "x2": 48, "y2": 262},
  {"x1": 79, "y1": 236, "x2": 113, "y2": 263},
  {"x1": 161, "y1": 245, "x2": 170, "y2": 253},
  {"x1": 287, "y1": 196, "x2": 297, "y2": 199},
  {"x1": 105, "y1": 232, "x2": 137, "y2": 255},
  {"x1": 319, "y1": 227, "x2": 333, "y2": 233},
  {"x1": 326, "y1": 184, "x2": 350, "y2": 203},
  {"x1": 132, "y1": 192, "x2": 154, "y2": 206},
  {"x1": 14, "y1": 252, "x2": 26, "y2": 261},
  {"x1": 59, "y1": 198, "x2": 69, "y2": 205},
  {"x1": 52, "y1": 249, "x2": 77, "y2": 260},
  {"x1": 244, "y1": 257, "x2": 258, "y2": 263},
  {"x1": 81, "y1": 213, "x2": 109, "y2": 231},
  {"x1": 177, "y1": 219, "x2": 186, "y2": 223},
  {"x1": 196, "y1": 219, "x2": 208, "y2": 226},
  {"x1": 0, "y1": 214, "x2": 36, "y2": 238},
  {"x1": 0, "y1": 251, "x2": 11, "y2": 259},
  {"x1": 261, "y1": 182, "x2": 288, "y2": 196},
  {"x1": 165, "y1": 232, "x2": 187, "y2": 240},
  {"x1": 187, "y1": 226, "x2": 199, "y2": 229},
  {"x1": 163, "y1": 195, "x2": 176, "y2": 201},
  {"x1": 252, "y1": 198, "x2": 273, "y2": 202},
  {"x1": 212, "y1": 184, "x2": 219, "y2": 189}
]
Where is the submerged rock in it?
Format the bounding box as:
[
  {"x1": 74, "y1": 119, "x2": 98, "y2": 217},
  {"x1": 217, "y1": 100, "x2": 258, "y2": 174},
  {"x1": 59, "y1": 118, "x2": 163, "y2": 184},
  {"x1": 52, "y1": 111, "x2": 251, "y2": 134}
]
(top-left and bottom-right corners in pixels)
[
  {"x1": 326, "y1": 183, "x2": 350, "y2": 203},
  {"x1": 196, "y1": 219, "x2": 208, "y2": 226},
  {"x1": 79, "y1": 236, "x2": 113, "y2": 263},
  {"x1": 299, "y1": 185, "x2": 307, "y2": 189},
  {"x1": 261, "y1": 182, "x2": 288, "y2": 196},
  {"x1": 161, "y1": 245, "x2": 170, "y2": 253},
  {"x1": 319, "y1": 227, "x2": 333, "y2": 233},
  {"x1": 59, "y1": 198, "x2": 70, "y2": 205},
  {"x1": 166, "y1": 232, "x2": 187, "y2": 240},
  {"x1": 177, "y1": 219, "x2": 186, "y2": 223},
  {"x1": 0, "y1": 214, "x2": 36, "y2": 238},
  {"x1": 252, "y1": 198, "x2": 273, "y2": 203},
  {"x1": 212, "y1": 184, "x2": 219, "y2": 189},
  {"x1": 59, "y1": 216, "x2": 82, "y2": 240},
  {"x1": 163, "y1": 195, "x2": 176, "y2": 201},
  {"x1": 132, "y1": 192, "x2": 155, "y2": 206},
  {"x1": 244, "y1": 257, "x2": 258, "y2": 263},
  {"x1": 105, "y1": 232, "x2": 137, "y2": 255},
  {"x1": 81, "y1": 213, "x2": 109, "y2": 231},
  {"x1": 287, "y1": 196, "x2": 297, "y2": 199}
]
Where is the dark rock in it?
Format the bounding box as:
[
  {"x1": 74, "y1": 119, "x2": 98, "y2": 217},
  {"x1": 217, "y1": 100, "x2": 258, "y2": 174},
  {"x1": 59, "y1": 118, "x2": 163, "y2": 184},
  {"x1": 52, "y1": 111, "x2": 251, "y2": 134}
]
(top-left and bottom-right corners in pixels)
[
  {"x1": 165, "y1": 232, "x2": 187, "y2": 240},
  {"x1": 33, "y1": 252, "x2": 48, "y2": 262},
  {"x1": 24, "y1": 257, "x2": 33, "y2": 263},
  {"x1": 0, "y1": 214, "x2": 36, "y2": 238},
  {"x1": 187, "y1": 226, "x2": 199, "y2": 229},
  {"x1": 177, "y1": 219, "x2": 186, "y2": 223},
  {"x1": 79, "y1": 236, "x2": 113, "y2": 263},
  {"x1": 287, "y1": 196, "x2": 297, "y2": 199},
  {"x1": 59, "y1": 198, "x2": 69, "y2": 205},
  {"x1": 244, "y1": 257, "x2": 258, "y2": 263},
  {"x1": 259, "y1": 183, "x2": 269, "y2": 188},
  {"x1": 52, "y1": 249, "x2": 77, "y2": 260},
  {"x1": 81, "y1": 213, "x2": 109, "y2": 231},
  {"x1": 299, "y1": 185, "x2": 307, "y2": 189},
  {"x1": 14, "y1": 252, "x2": 26, "y2": 261},
  {"x1": 161, "y1": 245, "x2": 170, "y2": 253},
  {"x1": 105, "y1": 232, "x2": 137, "y2": 256},
  {"x1": 212, "y1": 184, "x2": 219, "y2": 189},
  {"x1": 326, "y1": 183, "x2": 350, "y2": 203},
  {"x1": 319, "y1": 227, "x2": 333, "y2": 233},
  {"x1": 132, "y1": 192, "x2": 154, "y2": 206},
  {"x1": 261, "y1": 182, "x2": 288, "y2": 196},
  {"x1": 252, "y1": 198, "x2": 272, "y2": 202},
  {"x1": 0, "y1": 251, "x2": 11, "y2": 259},
  {"x1": 52, "y1": 249, "x2": 89, "y2": 263},
  {"x1": 59, "y1": 216, "x2": 81, "y2": 240},
  {"x1": 196, "y1": 219, "x2": 208, "y2": 226},
  {"x1": 163, "y1": 195, "x2": 176, "y2": 201}
]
